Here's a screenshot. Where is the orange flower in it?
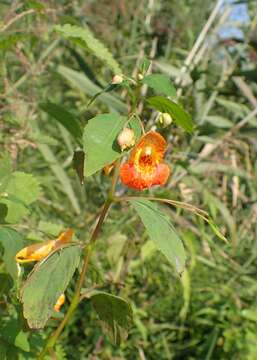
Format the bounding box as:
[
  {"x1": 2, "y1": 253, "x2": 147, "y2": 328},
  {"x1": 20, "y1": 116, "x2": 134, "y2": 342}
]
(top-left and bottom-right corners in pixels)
[
  {"x1": 54, "y1": 293, "x2": 66, "y2": 312},
  {"x1": 15, "y1": 228, "x2": 74, "y2": 263},
  {"x1": 119, "y1": 131, "x2": 170, "y2": 190}
]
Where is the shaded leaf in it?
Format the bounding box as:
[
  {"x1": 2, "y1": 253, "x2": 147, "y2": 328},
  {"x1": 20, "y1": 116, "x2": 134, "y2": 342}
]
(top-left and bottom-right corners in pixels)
[
  {"x1": 130, "y1": 199, "x2": 186, "y2": 274},
  {"x1": 205, "y1": 116, "x2": 233, "y2": 128},
  {"x1": 0, "y1": 318, "x2": 30, "y2": 353},
  {"x1": 204, "y1": 191, "x2": 236, "y2": 243},
  {"x1": 40, "y1": 102, "x2": 82, "y2": 143},
  {"x1": 0, "y1": 228, "x2": 24, "y2": 279},
  {"x1": 72, "y1": 150, "x2": 85, "y2": 185},
  {"x1": 90, "y1": 291, "x2": 133, "y2": 345},
  {"x1": 191, "y1": 162, "x2": 250, "y2": 179},
  {"x1": 58, "y1": 65, "x2": 126, "y2": 113},
  {"x1": 21, "y1": 244, "x2": 81, "y2": 329},
  {"x1": 37, "y1": 143, "x2": 81, "y2": 214},
  {"x1": 143, "y1": 74, "x2": 176, "y2": 97},
  {"x1": 0, "y1": 34, "x2": 27, "y2": 52},
  {"x1": 147, "y1": 96, "x2": 194, "y2": 133},
  {"x1": 0, "y1": 273, "x2": 13, "y2": 297}
]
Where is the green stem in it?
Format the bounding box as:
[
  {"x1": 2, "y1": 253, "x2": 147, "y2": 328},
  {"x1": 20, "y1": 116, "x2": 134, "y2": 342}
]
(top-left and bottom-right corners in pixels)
[
  {"x1": 114, "y1": 195, "x2": 209, "y2": 218},
  {"x1": 38, "y1": 162, "x2": 121, "y2": 359}
]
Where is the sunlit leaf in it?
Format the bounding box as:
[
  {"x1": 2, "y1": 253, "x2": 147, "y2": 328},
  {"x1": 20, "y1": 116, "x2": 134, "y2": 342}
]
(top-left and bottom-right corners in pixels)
[
  {"x1": 55, "y1": 24, "x2": 121, "y2": 74},
  {"x1": 0, "y1": 172, "x2": 40, "y2": 223},
  {"x1": 83, "y1": 113, "x2": 127, "y2": 176},
  {"x1": 143, "y1": 74, "x2": 176, "y2": 97},
  {"x1": 147, "y1": 96, "x2": 194, "y2": 133},
  {"x1": 0, "y1": 228, "x2": 24, "y2": 279},
  {"x1": 130, "y1": 199, "x2": 186, "y2": 274}
]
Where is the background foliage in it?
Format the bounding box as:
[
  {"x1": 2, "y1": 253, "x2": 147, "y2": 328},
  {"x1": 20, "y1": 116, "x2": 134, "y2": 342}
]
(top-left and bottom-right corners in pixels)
[{"x1": 1, "y1": 0, "x2": 257, "y2": 359}]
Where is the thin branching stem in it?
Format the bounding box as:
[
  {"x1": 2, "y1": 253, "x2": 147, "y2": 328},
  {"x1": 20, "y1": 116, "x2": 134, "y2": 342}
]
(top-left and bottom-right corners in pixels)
[
  {"x1": 38, "y1": 162, "x2": 121, "y2": 359},
  {"x1": 114, "y1": 195, "x2": 209, "y2": 218}
]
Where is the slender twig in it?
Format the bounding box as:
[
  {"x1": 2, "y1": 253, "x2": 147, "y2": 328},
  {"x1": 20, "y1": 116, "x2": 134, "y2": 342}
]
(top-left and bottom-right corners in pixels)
[
  {"x1": 114, "y1": 195, "x2": 209, "y2": 219},
  {"x1": 175, "y1": 0, "x2": 223, "y2": 89},
  {"x1": 0, "y1": 8, "x2": 55, "y2": 33},
  {"x1": 0, "y1": 9, "x2": 35, "y2": 33},
  {"x1": 233, "y1": 77, "x2": 257, "y2": 109}
]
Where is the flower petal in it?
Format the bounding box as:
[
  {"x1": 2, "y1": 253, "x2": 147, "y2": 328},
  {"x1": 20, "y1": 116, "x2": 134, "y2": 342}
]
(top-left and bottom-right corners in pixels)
[
  {"x1": 120, "y1": 162, "x2": 170, "y2": 190},
  {"x1": 152, "y1": 163, "x2": 170, "y2": 186},
  {"x1": 130, "y1": 131, "x2": 167, "y2": 163}
]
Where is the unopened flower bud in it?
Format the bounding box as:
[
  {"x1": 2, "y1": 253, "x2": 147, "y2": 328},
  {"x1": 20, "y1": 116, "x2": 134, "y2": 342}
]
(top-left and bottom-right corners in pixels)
[
  {"x1": 111, "y1": 74, "x2": 123, "y2": 85},
  {"x1": 117, "y1": 128, "x2": 135, "y2": 151},
  {"x1": 138, "y1": 73, "x2": 144, "y2": 80},
  {"x1": 159, "y1": 113, "x2": 173, "y2": 127}
]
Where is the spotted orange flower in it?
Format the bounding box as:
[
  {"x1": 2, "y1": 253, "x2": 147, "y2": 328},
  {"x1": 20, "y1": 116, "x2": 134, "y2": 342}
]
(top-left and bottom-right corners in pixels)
[
  {"x1": 119, "y1": 131, "x2": 170, "y2": 190},
  {"x1": 15, "y1": 228, "x2": 74, "y2": 263}
]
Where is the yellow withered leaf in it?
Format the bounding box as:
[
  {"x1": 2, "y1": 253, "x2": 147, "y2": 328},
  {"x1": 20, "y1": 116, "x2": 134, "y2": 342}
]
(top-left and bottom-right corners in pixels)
[{"x1": 15, "y1": 228, "x2": 74, "y2": 264}]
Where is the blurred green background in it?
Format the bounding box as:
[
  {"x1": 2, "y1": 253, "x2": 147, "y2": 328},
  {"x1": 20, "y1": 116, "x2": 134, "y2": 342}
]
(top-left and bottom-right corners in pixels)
[{"x1": 0, "y1": 0, "x2": 257, "y2": 359}]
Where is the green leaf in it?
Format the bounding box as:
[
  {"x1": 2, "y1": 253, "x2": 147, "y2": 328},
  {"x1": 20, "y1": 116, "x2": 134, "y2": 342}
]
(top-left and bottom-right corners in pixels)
[
  {"x1": 0, "y1": 274, "x2": 13, "y2": 297},
  {"x1": 143, "y1": 74, "x2": 176, "y2": 97},
  {"x1": 21, "y1": 244, "x2": 81, "y2": 329},
  {"x1": 191, "y1": 162, "x2": 250, "y2": 179},
  {"x1": 0, "y1": 153, "x2": 12, "y2": 180},
  {"x1": 0, "y1": 228, "x2": 24, "y2": 279},
  {"x1": 216, "y1": 98, "x2": 248, "y2": 117},
  {"x1": 107, "y1": 233, "x2": 127, "y2": 265},
  {"x1": 241, "y1": 309, "x2": 257, "y2": 322},
  {"x1": 204, "y1": 191, "x2": 236, "y2": 243},
  {"x1": 139, "y1": 58, "x2": 151, "y2": 75},
  {"x1": 24, "y1": 0, "x2": 45, "y2": 11},
  {"x1": 130, "y1": 199, "x2": 186, "y2": 274},
  {"x1": 205, "y1": 116, "x2": 233, "y2": 128},
  {"x1": 40, "y1": 102, "x2": 82, "y2": 143},
  {"x1": 72, "y1": 150, "x2": 85, "y2": 185},
  {"x1": 0, "y1": 318, "x2": 30, "y2": 353},
  {"x1": 37, "y1": 143, "x2": 81, "y2": 214},
  {"x1": 58, "y1": 65, "x2": 126, "y2": 113},
  {"x1": 147, "y1": 96, "x2": 194, "y2": 133},
  {"x1": 83, "y1": 113, "x2": 127, "y2": 177},
  {"x1": 55, "y1": 24, "x2": 121, "y2": 74},
  {"x1": 0, "y1": 172, "x2": 40, "y2": 223},
  {"x1": 38, "y1": 221, "x2": 63, "y2": 237},
  {"x1": 0, "y1": 34, "x2": 27, "y2": 52},
  {"x1": 128, "y1": 116, "x2": 142, "y2": 139},
  {"x1": 0, "y1": 203, "x2": 8, "y2": 223},
  {"x1": 90, "y1": 291, "x2": 133, "y2": 345},
  {"x1": 0, "y1": 153, "x2": 12, "y2": 192},
  {"x1": 5, "y1": 172, "x2": 40, "y2": 205}
]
